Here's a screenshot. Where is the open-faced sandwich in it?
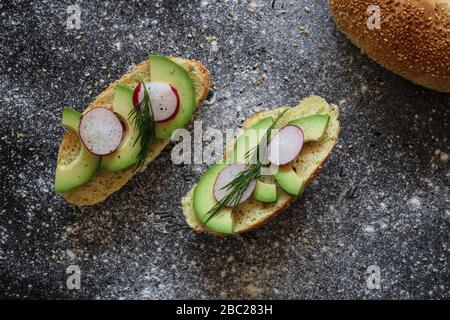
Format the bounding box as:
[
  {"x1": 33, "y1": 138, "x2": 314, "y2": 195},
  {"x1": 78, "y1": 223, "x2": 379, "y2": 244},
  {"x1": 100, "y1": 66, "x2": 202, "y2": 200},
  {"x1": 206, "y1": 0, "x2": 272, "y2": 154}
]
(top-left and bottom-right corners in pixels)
[
  {"x1": 54, "y1": 55, "x2": 210, "y2": 206},
  {"x1": 182, "y1": 96, "x2": 340, "y2": 234}
]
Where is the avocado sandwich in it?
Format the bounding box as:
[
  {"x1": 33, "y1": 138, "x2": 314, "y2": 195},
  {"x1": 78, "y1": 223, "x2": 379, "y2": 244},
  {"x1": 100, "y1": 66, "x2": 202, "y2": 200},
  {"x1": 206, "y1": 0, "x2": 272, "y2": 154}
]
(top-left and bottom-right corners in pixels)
[
  {"x1": 54, "y1": 55, "x2": 210, "y2": 206},
  {"x1": 181, "y1": 96, "x2": 340, "y2": 234}
]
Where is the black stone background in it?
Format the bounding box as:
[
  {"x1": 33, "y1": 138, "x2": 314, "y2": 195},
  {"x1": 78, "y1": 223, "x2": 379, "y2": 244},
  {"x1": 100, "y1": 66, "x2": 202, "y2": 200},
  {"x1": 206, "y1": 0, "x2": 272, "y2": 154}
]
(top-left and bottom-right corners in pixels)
[{"x1": 0, "y1": 0, "x2": 449, "y2": 299}]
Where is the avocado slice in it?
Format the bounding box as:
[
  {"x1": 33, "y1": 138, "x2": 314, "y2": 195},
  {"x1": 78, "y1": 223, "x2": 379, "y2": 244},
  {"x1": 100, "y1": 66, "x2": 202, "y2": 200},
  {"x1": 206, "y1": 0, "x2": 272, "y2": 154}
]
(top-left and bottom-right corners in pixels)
[
  {"x1": 54, "y1": 108, "x2": 101, "y2": 193},
  {"x1": 231, "y1": 116, "x2": 274, "y2": 163},
  {"x1": 61, "y1": 107, "x2": 81, "y2": 131},
  {"x1": 193, "y1": 164, "x2": 234, "y2": 234},
  {"x1": 289, "y1": 114, "x2": 330, "y2": 142},
  {"x1": 101, "y1": 85, "x2": 141, "y2": 171},
  {"x1": 273, "y1": 164, "x2": 304, "y2": 196},
  {"x1": 253, "y1": 180, "x2": 277, "y2": 203},
  {"x1": 150, "y1": 55, "x2": 196, "y2": 140}
]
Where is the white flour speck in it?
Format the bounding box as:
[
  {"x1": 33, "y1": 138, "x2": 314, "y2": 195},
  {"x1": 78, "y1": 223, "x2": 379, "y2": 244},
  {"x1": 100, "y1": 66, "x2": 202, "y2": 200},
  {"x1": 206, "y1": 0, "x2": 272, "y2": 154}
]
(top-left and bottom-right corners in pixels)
[
  {"x1": 408, "y1": 197, "x2": 421, "y2": 209},
  {"x1": 363, "y1": 224, "x2": 375, "y2": 234}
]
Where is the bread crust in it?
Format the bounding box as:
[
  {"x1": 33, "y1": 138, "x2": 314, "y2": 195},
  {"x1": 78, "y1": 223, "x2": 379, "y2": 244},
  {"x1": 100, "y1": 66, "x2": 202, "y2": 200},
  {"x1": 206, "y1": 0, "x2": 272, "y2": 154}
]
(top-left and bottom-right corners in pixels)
[
  {"x1": 57, "y1": 57, "x2": 210, "y2": 206},
  {"x1": 329, "y1": 0, "x2": 450, "y2": 92},
  {"x1": 187, "y1": 60, "x2": 210, "y2": 104}
]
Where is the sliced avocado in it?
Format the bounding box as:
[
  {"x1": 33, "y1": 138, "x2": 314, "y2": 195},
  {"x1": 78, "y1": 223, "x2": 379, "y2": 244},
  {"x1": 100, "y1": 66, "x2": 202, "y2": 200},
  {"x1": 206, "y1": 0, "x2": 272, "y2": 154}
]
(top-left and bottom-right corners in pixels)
[
  {"x1": 54, "y1": 108, "x2": 101, "y2": 193},
  {"x1": 101, "y1": 85, "x2": 141, "y2": 171},
  {"x1": 273, "y1": 164, "x2": 304, "y2": 196},
  {"x1": 62, "y1": 107, "x2": 82, "y2": 131},
  {"x1": 289, "y1": 114, "x2": 330, "y2": 142},
  {"x1": 150, "y1": 55, "x2": 196, "y2": 139},
  {"x1": 193, "y1": 164, "x2": 234, "y2": 234},
  {"x1": 231, "y1": 116, "x2": 273, "y2": 163},
  {"x1": 253, "y1": 180, "x2": 277, "y2": 203}
]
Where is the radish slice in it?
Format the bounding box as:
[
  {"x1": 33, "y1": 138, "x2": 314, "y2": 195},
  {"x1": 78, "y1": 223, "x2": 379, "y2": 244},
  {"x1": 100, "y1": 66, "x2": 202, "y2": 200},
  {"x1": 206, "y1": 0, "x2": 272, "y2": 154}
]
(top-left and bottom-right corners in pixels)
[
  {"x1": 213, "y1": 164, "x2": 256, "y2": 206},
  {"x1": 132, "y1": 82, "x2": 180, "y2": 123},
  {"x1": 79, "y1": 107, "x2": 124, "y2": 156},
  {"x1": 267, "y1": 125, "x2": 304, "y2": 166}
]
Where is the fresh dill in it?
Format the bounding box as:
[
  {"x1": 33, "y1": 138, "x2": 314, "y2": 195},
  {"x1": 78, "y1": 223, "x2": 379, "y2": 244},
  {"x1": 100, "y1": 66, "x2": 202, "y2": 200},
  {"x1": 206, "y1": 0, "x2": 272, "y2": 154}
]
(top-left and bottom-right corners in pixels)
[{"x1": 128, "y1": 81, "x2": 155, "y2": 171}]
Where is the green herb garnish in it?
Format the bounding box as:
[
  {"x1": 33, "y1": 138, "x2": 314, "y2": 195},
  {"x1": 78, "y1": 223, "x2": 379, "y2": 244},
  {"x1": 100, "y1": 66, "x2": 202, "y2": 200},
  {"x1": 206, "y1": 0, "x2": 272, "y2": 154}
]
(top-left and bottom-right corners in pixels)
[
  {"x1": 204, "y1": 108, "x2": 289, "y2": 223},
  {"x1": 129, "y1": 82, "x2": 155, "y2": 170}
]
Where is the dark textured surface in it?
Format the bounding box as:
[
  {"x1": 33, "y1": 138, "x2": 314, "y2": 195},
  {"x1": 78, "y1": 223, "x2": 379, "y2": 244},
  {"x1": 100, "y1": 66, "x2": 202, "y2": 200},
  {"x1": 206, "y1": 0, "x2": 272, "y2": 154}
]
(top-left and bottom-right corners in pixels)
[{"x1": 0, "y1": 0, "x2": 449, "y2": 299}]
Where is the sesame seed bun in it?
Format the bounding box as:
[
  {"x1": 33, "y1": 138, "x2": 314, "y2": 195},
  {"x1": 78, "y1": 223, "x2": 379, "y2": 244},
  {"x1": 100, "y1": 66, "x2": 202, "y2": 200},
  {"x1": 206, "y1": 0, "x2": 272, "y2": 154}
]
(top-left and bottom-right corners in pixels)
[{"x1": 329, "y1": 0, "x2": 450, "y2": 92}]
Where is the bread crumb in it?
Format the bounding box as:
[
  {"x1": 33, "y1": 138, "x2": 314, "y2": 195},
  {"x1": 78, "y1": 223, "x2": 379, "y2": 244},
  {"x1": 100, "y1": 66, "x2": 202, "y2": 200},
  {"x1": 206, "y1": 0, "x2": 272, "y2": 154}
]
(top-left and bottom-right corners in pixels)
[
  {"x1": 245, "y1": 283, "x2": 264, "y2": 298},
  {"x1": 298, "y1": 26, "x2": 309, "y2": 36},
  {"x1": 254, "y1": 74, "x2": 266, "y2": 85},
  {"x1": 247, "y1": 1, "x2": 255, "y2": 14}
]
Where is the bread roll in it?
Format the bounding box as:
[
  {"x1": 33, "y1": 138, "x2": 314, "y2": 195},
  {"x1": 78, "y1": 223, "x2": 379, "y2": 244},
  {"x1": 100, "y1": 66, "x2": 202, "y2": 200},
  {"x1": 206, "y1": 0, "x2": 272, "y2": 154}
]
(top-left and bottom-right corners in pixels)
[{"x1": 329, "y1": 0, "x2": 450, "y2": 92}]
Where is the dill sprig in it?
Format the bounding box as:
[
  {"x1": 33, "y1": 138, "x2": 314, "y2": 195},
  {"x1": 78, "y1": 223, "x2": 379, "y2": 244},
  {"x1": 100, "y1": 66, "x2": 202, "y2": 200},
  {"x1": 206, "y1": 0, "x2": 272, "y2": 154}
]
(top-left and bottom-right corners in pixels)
[
  {"x1": 204, "y1": 108, "x2": 288, "y2": 223},
  {"x1": 128, "y1": 81, "x2": 155, "y2": 171}
]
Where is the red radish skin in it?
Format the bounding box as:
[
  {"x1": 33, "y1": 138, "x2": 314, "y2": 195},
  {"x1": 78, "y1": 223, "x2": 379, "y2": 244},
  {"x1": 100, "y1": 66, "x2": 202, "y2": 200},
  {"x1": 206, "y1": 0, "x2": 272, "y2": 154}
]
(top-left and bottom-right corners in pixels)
[
  {"x1": 78, "y1": 107, "x2": 124, "y2": 156},
  {"x1": 132, "y1": 82, "x2": 180, "y2": 123},
  {"x1": 213, "y1": 164, "x2": 256, "y2": 206},
  {"x1": 267, "y1": 125, "x2": 304, "y2": 166},
  {"x1": 132, "y1": 83, "x2": 144, "y2": 109},
  {"x1": 168, "y1": 84, "x2": 180, "y2": 121}
]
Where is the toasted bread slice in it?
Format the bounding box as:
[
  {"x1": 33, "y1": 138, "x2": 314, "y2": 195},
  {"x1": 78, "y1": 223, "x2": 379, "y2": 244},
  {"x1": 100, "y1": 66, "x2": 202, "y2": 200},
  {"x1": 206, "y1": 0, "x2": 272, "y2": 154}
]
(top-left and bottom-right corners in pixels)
[
  {"x1": 57, "y1": 57, "x2": 210, "y2": 206},
  {"x1": 181, "y1": 96, "x2": 340, "y2": 234}
]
